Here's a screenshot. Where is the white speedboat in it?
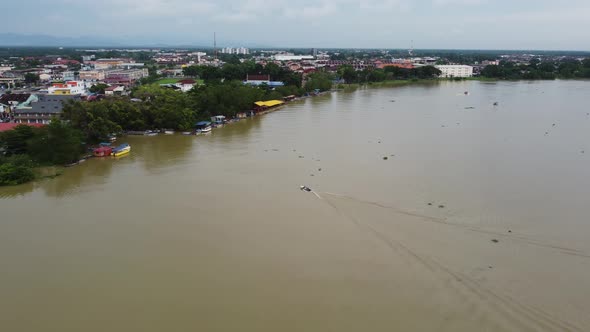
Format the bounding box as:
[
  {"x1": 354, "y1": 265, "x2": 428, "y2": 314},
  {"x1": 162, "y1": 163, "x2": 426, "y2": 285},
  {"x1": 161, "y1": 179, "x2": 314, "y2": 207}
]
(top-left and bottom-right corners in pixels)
[{"x1": 195, "y1": 121, "x2": 212, "y2": 133}]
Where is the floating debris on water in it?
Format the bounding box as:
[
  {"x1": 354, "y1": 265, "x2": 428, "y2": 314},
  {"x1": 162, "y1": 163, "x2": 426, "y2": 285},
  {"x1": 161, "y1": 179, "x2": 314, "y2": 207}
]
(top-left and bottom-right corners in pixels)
[
  {"x1": 299, "y1": 156, "x2": 305, "y2": 158},
  {"x1": 318, "y1": 168, "x2": 322, "y2": 171},
  {"x1": 383, "y1": 156, "x2": 388, "y2": 160},
  {"x1": 508, "y1": 230, "x2": 512, "y2": 233},
  {"x1": 491, "y1": 239, "x2": 499, "y2": 243},
  {"x1": 438, "y1": 205, "x2": 445, "y2": 209},
  {"x1": 300, "y1": 186, "x2": 312, "y2": 192},
  {"x1": 427, "y1": 202, "x2": 433, "y2": 206},
  {"x1": 465, "y1": 107, "x2": 475, "y2": 109}
]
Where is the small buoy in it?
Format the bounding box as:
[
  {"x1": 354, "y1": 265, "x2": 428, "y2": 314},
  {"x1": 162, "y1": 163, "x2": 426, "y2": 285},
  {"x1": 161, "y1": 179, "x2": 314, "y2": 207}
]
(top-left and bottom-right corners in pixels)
[
  {"x1": 508, "y1": 230, "x2": 512, "y2": 233},
  {"x1": 383, "y1": 156, "x2": 388, "y2": 160},
  {"x1": 427, "y1": 202, "x2": 433, "y2": 206}
]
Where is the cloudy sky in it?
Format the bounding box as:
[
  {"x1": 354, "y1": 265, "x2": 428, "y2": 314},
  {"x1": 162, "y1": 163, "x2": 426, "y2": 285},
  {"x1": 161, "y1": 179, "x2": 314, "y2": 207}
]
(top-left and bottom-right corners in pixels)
[{"x1": 5, "y1": 0, "x2": 590, "y2": 49}]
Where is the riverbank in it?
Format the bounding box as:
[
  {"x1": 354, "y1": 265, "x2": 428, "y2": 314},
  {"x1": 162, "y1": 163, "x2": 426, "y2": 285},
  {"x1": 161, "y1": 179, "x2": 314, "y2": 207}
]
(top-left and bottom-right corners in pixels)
[{"x1": 337, "y1": 77, "x2": 500, "y2": 90}]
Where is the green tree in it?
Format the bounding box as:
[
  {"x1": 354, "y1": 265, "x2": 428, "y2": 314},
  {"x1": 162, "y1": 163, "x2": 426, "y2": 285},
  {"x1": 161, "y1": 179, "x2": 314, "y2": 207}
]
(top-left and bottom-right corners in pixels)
[
  {"x1": 0, "y1": 155, "x2": 35, "y2": 186},
  {"x1": 28, "y1": 121, "x2": 85, "y2": 165},
  {"x1": 89, "y1": 83, "x2": 109, "y2": 94},
  {"x1": 339, "y1": 65, "x2": 358, "y2": 83},
  {"x1": 0, "y1": 124, "x2": 36, "y2": 155},
  {"x1": 305, "y1": 72, "x2": 333, "y2": 92},
  {"x1": 24, "y1": 73, "x2": 40, "y2": 84}
]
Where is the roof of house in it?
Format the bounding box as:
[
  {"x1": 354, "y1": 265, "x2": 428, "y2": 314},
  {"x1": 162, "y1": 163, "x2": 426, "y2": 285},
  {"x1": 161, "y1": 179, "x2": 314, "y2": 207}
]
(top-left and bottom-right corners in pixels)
[
  {"x1": 0, "y1": 93, "x2": 31, "y2": 105},
  {"x1": 13, "y1": 94, "x2": 80, "y2": 114},
  {"x1": 105, "y1": 85, "x2": 124, "y2": 91},
  {"x1": 0, "y1": 123, "x2": 44, "y2": 132},
  {"x1": 178, "y1": 79, "x2": 196, "y2": 84},
  {"x1": 254, "y1": 100, "x2": 284, "y2": 108}
]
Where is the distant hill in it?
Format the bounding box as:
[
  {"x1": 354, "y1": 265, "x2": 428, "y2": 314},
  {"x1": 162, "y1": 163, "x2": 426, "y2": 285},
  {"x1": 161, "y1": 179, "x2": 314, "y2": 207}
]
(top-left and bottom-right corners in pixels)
[{"x1": 0, "y1": 33, "x2": 130, "y2": 47}]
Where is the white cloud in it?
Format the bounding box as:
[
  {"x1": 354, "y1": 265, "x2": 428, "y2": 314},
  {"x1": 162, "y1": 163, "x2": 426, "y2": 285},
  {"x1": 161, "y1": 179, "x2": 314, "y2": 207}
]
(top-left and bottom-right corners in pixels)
[{"x1": 433, "y1": 0, "x2": 486, "y2": 6}]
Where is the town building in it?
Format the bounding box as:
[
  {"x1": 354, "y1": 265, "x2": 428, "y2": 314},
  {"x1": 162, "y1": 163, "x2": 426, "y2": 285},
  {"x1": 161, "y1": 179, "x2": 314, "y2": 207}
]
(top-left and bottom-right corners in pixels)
[
  {"x1": 435, "y1": 65, "x2": 474, "y2": 78},
  {"x1": 0, "y1": 93, "x2": 32, "y2": 118},
  {"x1": 176, "y1": 79, "x2": 197, "y2": 92},
  {"x1": 374, "y1": 60, "x2": 414, "y2": 69},
  {"x1": 61, "y1": 71, "x2": 76, "y2": 81},
  {"x1": 13, "y1": 94, "x2": 81, "y2": 124},
  {"x1": 79, "y1": 70, "x2": 106, "y2": 81},
  {"x1": 273, "y1": 54, "x2": 314, "y2": 61},
  {"x1": 88, "y1": 58, "x2": 132, "y2": 69},
  {"x1": 104, "y1": 68, "x2": 149, "y2": 85},
  {"x1": 0, "y1": 123, "x2": 45, "y2": 132},
  {"x1": 48, "y1": 81, "x2": 87, "y2": 95},
  {"x1": 243, "y1": 74, "x2": 284, "y2": 87},
  {"x1": 221, "y1": 47, "x2": 250, "y2": 55},
  {"x1": 104, "y1": 85, "x2": 126, "y2": 95}
]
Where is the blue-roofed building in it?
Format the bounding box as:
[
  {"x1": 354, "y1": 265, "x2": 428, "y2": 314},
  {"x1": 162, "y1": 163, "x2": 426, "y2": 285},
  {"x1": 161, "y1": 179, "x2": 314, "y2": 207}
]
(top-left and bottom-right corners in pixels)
[{"x1": 243, "y1": 74, "x2": 284, "y2": 87}]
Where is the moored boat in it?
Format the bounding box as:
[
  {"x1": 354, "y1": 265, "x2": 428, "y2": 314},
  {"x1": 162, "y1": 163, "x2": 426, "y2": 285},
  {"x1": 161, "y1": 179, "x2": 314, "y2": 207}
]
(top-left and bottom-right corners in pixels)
[
  {"x1": 111, "y1": 143, "x2": 131, "y2": 157},
  {"x1": 195, "y1": 121, "x2": 212, "y2": 133},
  {"x1": 164, "y1": 130, "x2": 175, "y2": 135},
  {"x1": 93, "y1": 146, "x2": 113, "y2": 157},
  {"x1": 144, "y1": 130, "x2": 158, "y2": 136}
]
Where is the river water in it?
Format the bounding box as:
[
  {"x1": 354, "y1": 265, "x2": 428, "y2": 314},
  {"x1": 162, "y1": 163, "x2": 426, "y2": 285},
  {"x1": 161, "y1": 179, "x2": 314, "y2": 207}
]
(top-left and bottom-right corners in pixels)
[{"x1": 1, "y1": 80, "x2": 590, "y2": 331}]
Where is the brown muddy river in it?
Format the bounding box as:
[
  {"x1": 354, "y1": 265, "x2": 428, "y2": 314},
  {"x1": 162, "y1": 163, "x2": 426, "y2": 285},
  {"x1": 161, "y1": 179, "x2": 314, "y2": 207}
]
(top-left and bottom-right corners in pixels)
[{"x1": 1, "y1": 80, "x2": 590, "y2": 331}]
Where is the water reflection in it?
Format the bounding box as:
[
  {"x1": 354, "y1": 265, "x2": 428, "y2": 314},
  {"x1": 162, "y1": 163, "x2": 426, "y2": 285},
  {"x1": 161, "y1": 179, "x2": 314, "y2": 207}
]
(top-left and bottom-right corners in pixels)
[{"x1": 40, "y1": 156, "x2": 117, "y2": 198}]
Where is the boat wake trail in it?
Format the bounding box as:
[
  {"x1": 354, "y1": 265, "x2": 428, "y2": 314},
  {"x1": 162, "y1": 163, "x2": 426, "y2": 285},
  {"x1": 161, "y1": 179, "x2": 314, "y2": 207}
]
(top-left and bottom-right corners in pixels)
[
  {"x1": 318, "y1": 191, "x2": 589, "y2": 258},
  {"x1": 312, "y1": 192, "x2": 583, "y2": 331}
]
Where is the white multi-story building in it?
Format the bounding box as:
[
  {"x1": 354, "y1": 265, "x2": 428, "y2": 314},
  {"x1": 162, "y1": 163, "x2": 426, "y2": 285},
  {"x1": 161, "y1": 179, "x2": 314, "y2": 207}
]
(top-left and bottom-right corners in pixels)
[
  {"x1": 47, "y1": 81, "x2": 88, "y2": 95},
  {"x1": 221, "y1": 47, "x2": 250, "y2": 55},
  {"x1": 435, "y1": 65, "x2": 474, "y2": 78}
]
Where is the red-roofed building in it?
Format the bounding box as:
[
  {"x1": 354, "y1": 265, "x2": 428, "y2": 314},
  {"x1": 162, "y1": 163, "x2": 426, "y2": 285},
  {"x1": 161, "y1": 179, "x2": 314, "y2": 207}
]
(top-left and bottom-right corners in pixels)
[
  {"x1": 0, "y1": 123, "x2": 44, "y2": 132},
  {"x1": 374, "y1": 61, "x2": 414, "y2": 69},
  {"x1": 53, "y1": 59, "x2": 81, "y2": 66}
]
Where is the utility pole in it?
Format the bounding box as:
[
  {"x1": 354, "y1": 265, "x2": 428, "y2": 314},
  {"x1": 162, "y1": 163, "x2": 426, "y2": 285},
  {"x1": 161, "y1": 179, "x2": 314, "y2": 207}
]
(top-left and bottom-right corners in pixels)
[{"x1": 214, "y1": 32, "x2": 217, "y2": 60}]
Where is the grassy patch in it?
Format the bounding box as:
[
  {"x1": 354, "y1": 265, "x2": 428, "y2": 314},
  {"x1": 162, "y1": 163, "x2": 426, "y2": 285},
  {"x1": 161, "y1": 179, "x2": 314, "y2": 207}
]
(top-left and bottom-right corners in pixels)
[{"x1": 154, "y1": 78, "x2": 181, "y2": 85}]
